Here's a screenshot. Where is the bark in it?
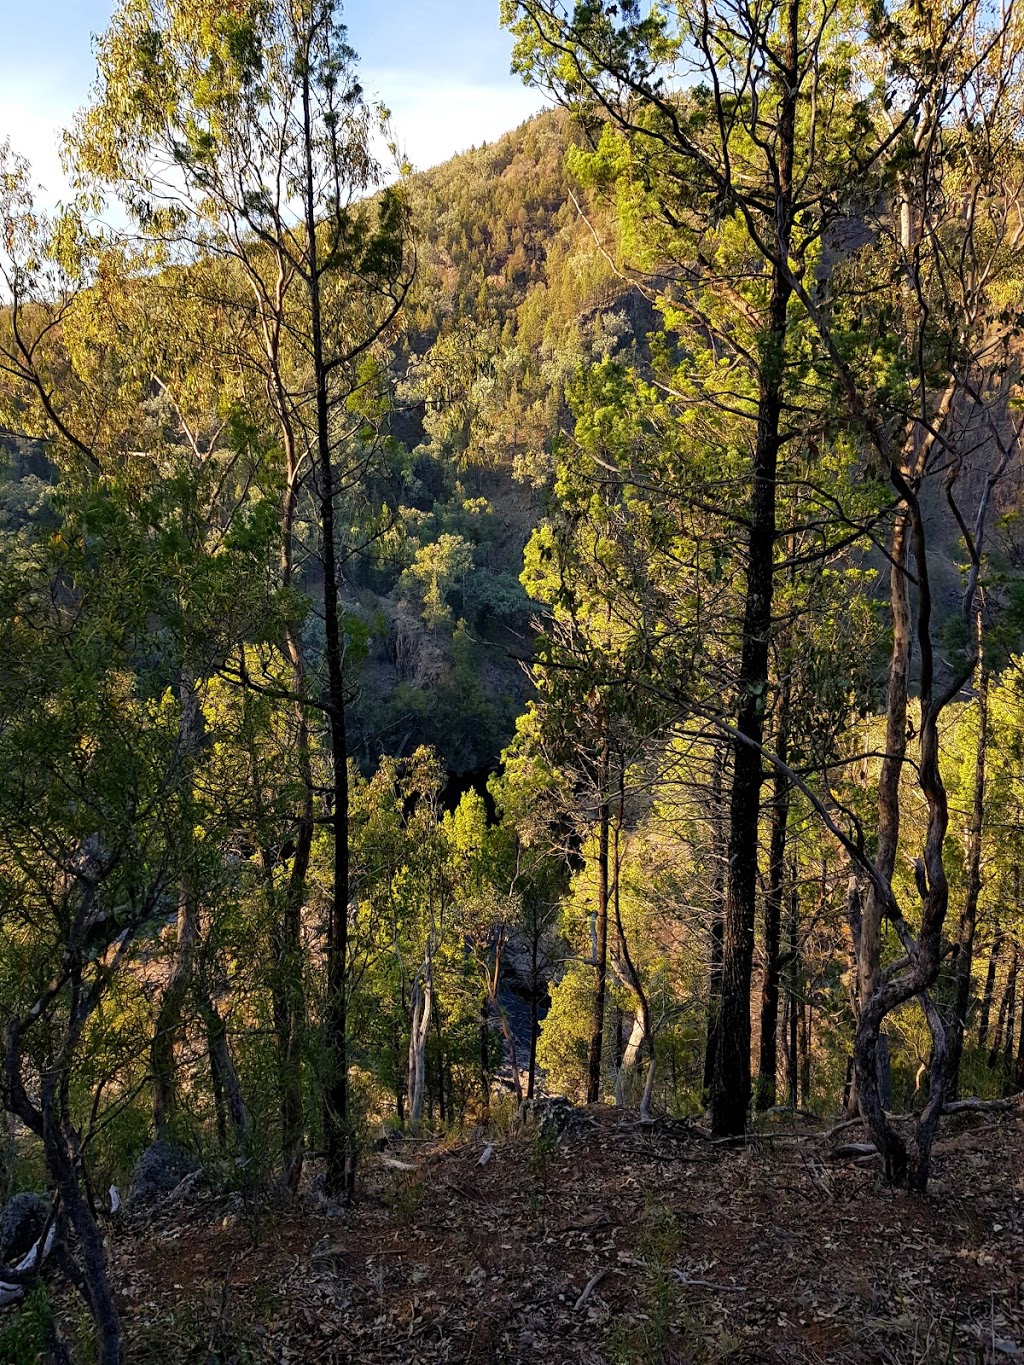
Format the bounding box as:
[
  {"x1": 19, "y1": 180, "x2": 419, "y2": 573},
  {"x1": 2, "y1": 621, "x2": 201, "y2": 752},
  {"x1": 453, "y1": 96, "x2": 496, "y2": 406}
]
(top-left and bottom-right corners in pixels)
[
  {"x1": 755, "y1": 673, "x2": 792, "y2": 1110},
  {"x1": 946, "y1": 637, "x2": 989, "y2": 1100},
  {"x1": 711, "y1": 0, "x2": 798, "y2": 1137}
]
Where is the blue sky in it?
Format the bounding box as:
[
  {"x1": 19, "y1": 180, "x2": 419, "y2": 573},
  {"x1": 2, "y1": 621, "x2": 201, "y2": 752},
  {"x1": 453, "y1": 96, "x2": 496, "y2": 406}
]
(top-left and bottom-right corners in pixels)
[{"x1": 0, "y1": 2, "x2": 543, "y2": 203}]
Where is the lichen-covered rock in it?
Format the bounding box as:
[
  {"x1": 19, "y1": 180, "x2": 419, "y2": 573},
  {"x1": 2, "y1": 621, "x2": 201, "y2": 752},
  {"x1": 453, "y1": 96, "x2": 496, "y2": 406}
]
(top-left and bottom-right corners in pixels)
[
  {"x1": 0, "y1": 1193, "x2": 49, "y2": 1265},
  {"x1": 128, "y1": 1141, "x2": 199, "y2": 1206}
]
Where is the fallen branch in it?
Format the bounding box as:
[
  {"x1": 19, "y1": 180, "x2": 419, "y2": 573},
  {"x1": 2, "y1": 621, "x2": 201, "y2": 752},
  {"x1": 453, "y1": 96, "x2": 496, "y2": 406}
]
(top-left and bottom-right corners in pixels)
[
  {"x1": 619, "y1": 1257, "x2": 746, "y2": 1292},
  {"x1": 672, "y1": 1269, "x2": 747, "y2": 1292},
  {"x1": 574, "y1": 1269, "x2": 609, "y2": 1311},
  {"x1": 942, "y1": 1097, "x2": 1023, "y2": 1115},
  {"x1": 833, "y1": 1142, "x2": 880, "y2": 1159},
  {"x1": 708, "y1": 1133, "x2": 804, "y2": 1147}
]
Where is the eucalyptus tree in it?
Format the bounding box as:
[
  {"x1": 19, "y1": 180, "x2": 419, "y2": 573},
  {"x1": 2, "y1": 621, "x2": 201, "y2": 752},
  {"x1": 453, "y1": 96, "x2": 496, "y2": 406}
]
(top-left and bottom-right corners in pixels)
[
  {"x1": 503, "y1": 0, "x2": 1024, "y2": 1168},
  {"x1": 71, "y1": 0, "x2": 414, "y2": 1195},
  {"x1": 501, "y1": 0, "x2": 923, "y2": 1136}
]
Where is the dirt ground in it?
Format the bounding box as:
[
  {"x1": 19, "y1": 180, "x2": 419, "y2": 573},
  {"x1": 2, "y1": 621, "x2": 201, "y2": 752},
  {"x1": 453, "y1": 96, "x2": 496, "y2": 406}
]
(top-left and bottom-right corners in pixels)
[{"x1": 86, "y1": 1104, "x2": 1024, "y2": 1363}]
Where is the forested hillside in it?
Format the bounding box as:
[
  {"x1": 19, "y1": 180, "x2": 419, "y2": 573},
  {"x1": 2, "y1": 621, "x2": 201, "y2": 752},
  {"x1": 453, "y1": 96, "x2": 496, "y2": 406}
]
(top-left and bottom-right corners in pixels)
[{"x1": 4, "y1": 0, "x2": 1024, "y2": 1361}]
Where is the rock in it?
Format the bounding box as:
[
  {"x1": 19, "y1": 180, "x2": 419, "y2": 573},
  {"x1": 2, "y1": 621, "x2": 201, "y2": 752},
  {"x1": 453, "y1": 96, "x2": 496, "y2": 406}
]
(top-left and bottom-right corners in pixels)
[
  {"x1": 0, "y1": 1193, "x2": 49, "y2": 1265},
  {"x1": 518, "y1": 1096, "x2": 578, "y2": 1137},
  {"x1": 128, "y1": 1140, "x2": 199, "y2": 1206}
]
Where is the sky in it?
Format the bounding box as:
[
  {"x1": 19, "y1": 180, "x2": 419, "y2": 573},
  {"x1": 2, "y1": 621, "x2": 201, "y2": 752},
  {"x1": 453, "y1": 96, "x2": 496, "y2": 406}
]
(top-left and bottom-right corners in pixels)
[{"x1": 0, "y1": 1, "x2": 544, "y2": 204}]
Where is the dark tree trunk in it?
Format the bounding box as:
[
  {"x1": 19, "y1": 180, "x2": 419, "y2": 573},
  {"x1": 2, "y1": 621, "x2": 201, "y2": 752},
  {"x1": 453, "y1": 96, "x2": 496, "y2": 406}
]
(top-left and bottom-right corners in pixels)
[
  {"x1": 711, "y1": 0, "x2": 798, "y2": 1137},
  {"x1": 527, "y1": 922, "x2": 540, "y2": 1100},
  {"x1": 946, "y1": 640, "x2": 988, "y2": 1100},
  {"x1": 300, "y1": 70, "x2": 353, "y2": 1199},
  {"x1": 703, "y1": 745, "x2": 728, "y2": 1099},
  {"x1": 786, "y1": 885, "x2": 799, "y2": 1108},
  {"x1": 1002, "y1": 941, "x2": 1018, "y2": 1095},
  {"x1": 755, "y1": 674, "x2": 792, "y2": 1110},
  {"x1": 799, "y1": 1001, "x2": 811, "y2": 1107},
  {"x1": 979, "y1": 914, "x2": 1004, "y2": 1048}
]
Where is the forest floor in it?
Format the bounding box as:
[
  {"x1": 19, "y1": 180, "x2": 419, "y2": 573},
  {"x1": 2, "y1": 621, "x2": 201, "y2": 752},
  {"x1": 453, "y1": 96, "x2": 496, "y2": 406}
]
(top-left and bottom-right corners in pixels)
[{"x1": 74, "y1": 1102, "x2": 1024, "y2": 1363}]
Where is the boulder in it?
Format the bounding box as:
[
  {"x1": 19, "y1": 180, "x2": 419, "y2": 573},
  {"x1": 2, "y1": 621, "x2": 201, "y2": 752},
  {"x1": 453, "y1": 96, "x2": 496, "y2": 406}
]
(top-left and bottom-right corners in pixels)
[
  {"x1": 128, "y1": 1140, "x2": 199, "y2": 1206},
  {"x1": 0, "y1": 1193, "x2": 49, "y2": 1266}
]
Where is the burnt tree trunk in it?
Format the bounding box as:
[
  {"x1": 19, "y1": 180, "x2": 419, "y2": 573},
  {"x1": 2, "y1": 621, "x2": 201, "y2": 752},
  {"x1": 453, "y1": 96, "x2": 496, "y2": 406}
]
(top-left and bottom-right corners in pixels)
[{"x1": 711, "y1": 0, "x2": 798, "y2": 1137}]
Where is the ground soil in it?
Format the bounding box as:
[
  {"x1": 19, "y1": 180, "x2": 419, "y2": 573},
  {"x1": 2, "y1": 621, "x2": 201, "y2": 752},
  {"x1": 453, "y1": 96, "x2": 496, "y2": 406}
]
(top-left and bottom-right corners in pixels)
[{"x1": 65, "y1": 1104, "x2": 1024, "y2": 1362}]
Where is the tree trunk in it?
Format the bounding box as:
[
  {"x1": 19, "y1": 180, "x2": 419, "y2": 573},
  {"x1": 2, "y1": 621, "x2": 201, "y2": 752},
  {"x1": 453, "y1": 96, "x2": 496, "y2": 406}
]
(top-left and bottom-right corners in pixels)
[
  {"x1": 299, "y1": 66, "x2": 354, "y2": 1199},
  {"x1": 151, "y1": 894, "x2": 196, "y2": 1142},
  {"x1": 786, "y1": 884, "x2": 799, "y2": 1108},
  {"x1": 703, "y1": 744, "x2": 727, "y2": 1098},
  {"x1": 1002, "y1": 940, "x2": 1018, "y2": 1095},
  {"x1": 151, "y1": 670, "x2": 201, "y2": 1141},
  {"x1": 799, "y1": 1000, "x2": 811, "y2": 1107},
  {"x1": 586, "y1": 727, "x2": 611, "y2": 1105},
  {"x1": 755, "y1": 674, "x2": 792, "y2": 1110},
  {"x1": 945, "y1": 636, "x2": 988, "y2": 1100},
  {"x1": 979, "y1": 913, "x2": 1004, "y2": 1048},
  {"x1": 711, "y1": 0, "x2": 798, "y2": 1137},
  {"x1": 527, "y1": 918, "x2": 540, "y2": 1100},
  {"x1": 407, "y1": 946, "x2": 433, "y2": 1133},
  {"x1": 852, "y1": 512, "x2": 911, "y2": 1119},
  {"x1": 199, "y1": 996, "x2": 249, "y2": 1144}
]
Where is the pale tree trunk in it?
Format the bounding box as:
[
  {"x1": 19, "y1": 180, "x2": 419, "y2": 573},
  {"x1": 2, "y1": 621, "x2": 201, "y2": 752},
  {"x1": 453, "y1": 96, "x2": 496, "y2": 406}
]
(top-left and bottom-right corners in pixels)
[
  {"x1": 610, "y1": 768, "x2": 655, "y2": 1122},
  {"x1": 407, "y1": 944, "x2": 434, "y2": 1133},
  {"x1": 615, "y1": 1013, "x2": 646, "y2": 1106}
]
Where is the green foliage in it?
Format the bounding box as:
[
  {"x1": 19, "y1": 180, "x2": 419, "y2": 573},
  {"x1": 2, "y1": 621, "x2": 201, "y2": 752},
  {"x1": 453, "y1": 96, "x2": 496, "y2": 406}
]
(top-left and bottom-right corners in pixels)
[{"x1": 0, "y1": 1285, "x2": 53, "y2": 1365}]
